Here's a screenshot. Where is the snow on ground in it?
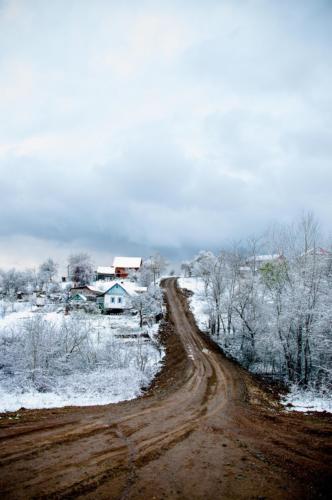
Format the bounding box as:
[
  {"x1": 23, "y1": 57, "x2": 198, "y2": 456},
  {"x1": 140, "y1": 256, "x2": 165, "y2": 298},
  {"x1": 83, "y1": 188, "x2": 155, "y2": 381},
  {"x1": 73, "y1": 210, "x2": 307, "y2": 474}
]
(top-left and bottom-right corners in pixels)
[
  {"x1": 0, "y1": 303, "x2": 63, "y2": 329},
  {"x1": 0, "y1": 367, "x2": 152, "y2": 412},
  {"x1": 178, "y1": 277, "x2": 331, "y2": 413},
  {"x1": 0, "y1": 302, "x2": 164, "y2": 412},
  {"x1": 178, "y1": 278, "x2": 209, "y2": 332},
  {"x1": 283, "y1": 387, "x2": 332, "y2": 413}
]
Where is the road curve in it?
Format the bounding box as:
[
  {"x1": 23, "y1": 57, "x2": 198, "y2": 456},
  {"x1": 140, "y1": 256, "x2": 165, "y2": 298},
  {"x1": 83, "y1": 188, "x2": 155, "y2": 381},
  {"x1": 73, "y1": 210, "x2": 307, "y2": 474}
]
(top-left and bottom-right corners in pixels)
[{"x1": 0, "y1": 278, "x2": 331, "y2": 499}]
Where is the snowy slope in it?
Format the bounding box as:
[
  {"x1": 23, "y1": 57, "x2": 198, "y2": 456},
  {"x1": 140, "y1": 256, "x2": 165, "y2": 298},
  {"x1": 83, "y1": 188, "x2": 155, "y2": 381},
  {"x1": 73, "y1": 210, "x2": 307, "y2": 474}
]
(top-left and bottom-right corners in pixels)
[{"x1": 0, "y1": 303, "x2": 164, "y2": 412}]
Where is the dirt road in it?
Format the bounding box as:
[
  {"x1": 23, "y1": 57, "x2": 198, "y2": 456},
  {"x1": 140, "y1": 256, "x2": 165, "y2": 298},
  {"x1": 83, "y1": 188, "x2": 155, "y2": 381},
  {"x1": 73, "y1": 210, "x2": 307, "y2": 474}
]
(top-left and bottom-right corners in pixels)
[{"x1": 0, "y1": 278, "x2": 331, "y2": 499}]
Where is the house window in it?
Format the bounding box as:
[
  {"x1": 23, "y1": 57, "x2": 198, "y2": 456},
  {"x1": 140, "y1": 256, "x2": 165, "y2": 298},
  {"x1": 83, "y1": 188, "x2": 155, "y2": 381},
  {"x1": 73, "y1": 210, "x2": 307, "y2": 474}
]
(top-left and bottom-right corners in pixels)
[
  {"x1": 111, "y1": 297, "x2": 115, "y2": 303},
  {"x1": 118, "y1": 297, "x2": 122, "y2": 304}
]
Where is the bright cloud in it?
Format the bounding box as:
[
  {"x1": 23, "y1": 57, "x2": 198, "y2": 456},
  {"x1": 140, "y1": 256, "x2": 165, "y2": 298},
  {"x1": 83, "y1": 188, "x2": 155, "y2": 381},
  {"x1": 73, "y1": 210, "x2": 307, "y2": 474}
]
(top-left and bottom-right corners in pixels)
[{"x1": 0, "y1": 0, "x2": 331, "y2": 267}]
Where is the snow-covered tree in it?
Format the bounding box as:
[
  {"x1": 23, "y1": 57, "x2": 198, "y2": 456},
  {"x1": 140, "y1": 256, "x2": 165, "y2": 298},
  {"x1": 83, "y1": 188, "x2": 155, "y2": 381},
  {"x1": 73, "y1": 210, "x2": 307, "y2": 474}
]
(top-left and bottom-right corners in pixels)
[
  {"x1": 132, "y1": 286, "x2": 163, "y2": 327},
  {"x1": 0, "y1": 268, "x2": 28, "y2": 296},
  {"x1": 136, "y1": 254, "x2": 168, "y2": 286},
  {"x1": 38, "y1": 258, "x2": 58, "y2": 289},
  {"x1": 137, "y1": 263, "x2": 154, "y2": 286},
  {"x1": 145, "y1": 253, "x2": 168, "y2": 285},
  {"x1": 190, "y1": 251, "x2": 227, "y2": 336},
  {"x1": 181, "y1": 261, "x2": 193, "y2": 277},
  {"x1": 68, "y1": 253, "x2": 94, "y2": 286}
]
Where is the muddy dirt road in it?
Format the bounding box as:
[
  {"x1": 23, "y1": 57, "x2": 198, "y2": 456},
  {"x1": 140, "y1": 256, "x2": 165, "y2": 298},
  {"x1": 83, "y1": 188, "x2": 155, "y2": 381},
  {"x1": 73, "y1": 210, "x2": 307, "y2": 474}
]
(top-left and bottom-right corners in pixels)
[{"x1": 0, "y1": 278, "x2": 331, "y2": 499}]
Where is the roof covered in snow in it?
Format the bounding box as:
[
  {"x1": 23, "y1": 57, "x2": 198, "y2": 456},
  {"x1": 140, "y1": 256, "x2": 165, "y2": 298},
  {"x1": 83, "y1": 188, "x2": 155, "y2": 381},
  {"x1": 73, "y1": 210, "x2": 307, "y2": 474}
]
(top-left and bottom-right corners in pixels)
[
  {"x1": 70, "y1": 293, "x2": 87, "y2": 301},
  {"x1": 94, "y1": 280, "x2": 147, "y2": 297},
  {"x1": 90, "y1": 281, "x2": 116, "y2": 293},
  {"x1": 114, "y1": 282, "x2": 146, "y2": 296},
  {"x1": 247, "y1": 254, "x2": 283, "y2": 262},
  {"x1": 112, "y1": 256, "x2": 142, "y2": 269},
  {"x1": 96, "y1": 266, "x2": 115, "y2": 275},
  {"x1": 302, "y1": 247, "x2": 331, "y2": 257},
  {"x1": 70, "y1": 285, "x2": 104, "y2": 294}
]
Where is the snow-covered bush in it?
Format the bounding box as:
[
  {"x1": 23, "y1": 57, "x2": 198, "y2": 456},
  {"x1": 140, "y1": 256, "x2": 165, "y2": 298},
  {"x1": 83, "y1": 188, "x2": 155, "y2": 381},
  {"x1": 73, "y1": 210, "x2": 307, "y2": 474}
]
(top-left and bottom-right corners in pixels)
[
  {"x1": 0, "y1": 313, "x2": 162, "y2": 397},
  {"x1": 0, "y1": 315, "x2": 93, "y2": 391},
  {"x1": 68, "y1": 301, "x2": 101, "y2": 314}
]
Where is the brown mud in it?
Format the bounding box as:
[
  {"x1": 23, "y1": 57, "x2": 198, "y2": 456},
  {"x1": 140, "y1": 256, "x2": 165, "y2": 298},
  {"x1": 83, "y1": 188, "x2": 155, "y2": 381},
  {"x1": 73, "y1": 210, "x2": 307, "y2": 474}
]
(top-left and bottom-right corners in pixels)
[{"x1": 0, "y1": 278, "x2": 331, "y2": 499}]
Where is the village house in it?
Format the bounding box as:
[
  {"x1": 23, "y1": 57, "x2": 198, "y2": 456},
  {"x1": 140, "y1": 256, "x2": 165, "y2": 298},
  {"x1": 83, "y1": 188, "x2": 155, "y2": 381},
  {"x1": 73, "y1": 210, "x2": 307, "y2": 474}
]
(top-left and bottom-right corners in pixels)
[
  {"x1": 245, "y1": 254, "x2": 285, "y2": 272},
  {"x1": 69, "y1": 293, "x2": 87, "y2": 303},
  {"x1": 299, "y1": 247, "x2": 332, "y2": 272},
  {"x1": 301, "y1": 247, "x2": 332, "y2": 260},
  {"x1": 95, "y1": 266, "x2": 116, "y2": 281},
  {"x1": 112, "y1": 257, "x2": 142, "y2": 279},
  {"x1": 69, "y1": 285, "x2": 103, "y2": 302},
  {"x1": 98, "y1": 281, "x2": 146, "y2": 313}
]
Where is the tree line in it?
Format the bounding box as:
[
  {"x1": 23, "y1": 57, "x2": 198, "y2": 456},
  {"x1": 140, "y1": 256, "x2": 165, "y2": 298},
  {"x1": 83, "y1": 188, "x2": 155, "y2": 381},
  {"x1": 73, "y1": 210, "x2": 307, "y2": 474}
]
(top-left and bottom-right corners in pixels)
[{"x1": 183, "y1": 213, "x2": 331, "y2": 391}]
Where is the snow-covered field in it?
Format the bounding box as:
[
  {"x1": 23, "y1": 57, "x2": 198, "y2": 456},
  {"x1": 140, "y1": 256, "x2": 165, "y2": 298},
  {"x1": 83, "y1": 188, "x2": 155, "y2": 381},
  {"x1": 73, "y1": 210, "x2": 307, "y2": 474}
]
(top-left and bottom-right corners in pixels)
[
  {"x1": 0, "y1": 302, "x2": 164, "y2": 412},
  {"x1": 179, "y1": 277, "x2": 332, "y2": 413}
]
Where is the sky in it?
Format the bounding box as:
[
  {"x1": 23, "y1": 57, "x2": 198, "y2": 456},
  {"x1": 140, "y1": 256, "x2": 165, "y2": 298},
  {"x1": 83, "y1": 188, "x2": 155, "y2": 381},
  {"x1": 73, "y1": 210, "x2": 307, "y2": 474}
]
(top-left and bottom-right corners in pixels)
[{"x1": 0, "y1": 0, "x2": 331, "y2": 270}]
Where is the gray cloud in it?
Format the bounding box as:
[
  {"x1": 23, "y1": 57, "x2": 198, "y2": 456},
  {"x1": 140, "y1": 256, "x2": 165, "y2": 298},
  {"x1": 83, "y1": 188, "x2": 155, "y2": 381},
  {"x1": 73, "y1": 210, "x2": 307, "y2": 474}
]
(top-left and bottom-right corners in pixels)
[{"x1": 0, "y1": 0, "x2": 331, "y2": 267}]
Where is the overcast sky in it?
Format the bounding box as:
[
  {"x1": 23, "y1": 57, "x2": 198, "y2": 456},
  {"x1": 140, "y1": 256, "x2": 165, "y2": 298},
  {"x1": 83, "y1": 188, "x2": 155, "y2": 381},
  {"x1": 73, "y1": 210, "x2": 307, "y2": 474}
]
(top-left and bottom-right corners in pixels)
[{"x1": 0, "y1": 0, "x2": 331, "y2": 269}]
